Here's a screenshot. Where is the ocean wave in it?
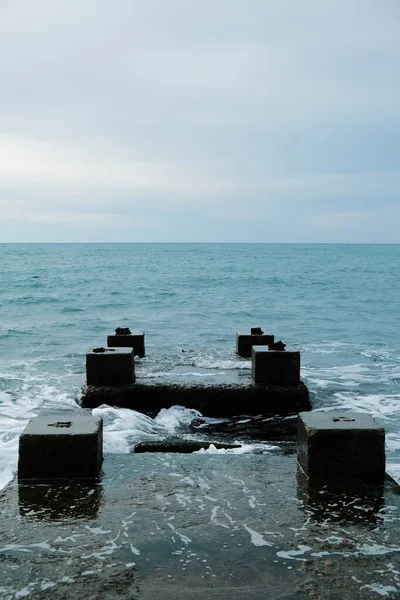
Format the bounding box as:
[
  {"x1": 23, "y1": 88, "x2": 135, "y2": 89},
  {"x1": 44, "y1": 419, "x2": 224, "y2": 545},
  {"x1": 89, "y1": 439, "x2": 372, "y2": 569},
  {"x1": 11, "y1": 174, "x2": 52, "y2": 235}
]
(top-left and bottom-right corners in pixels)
[
  {"x1": 194, "y1": 443, "x2": 278, "y2": 454},
  {"x1": 10, "y1": 295, "x2": 62, "y2": 305},
  {"x1": 91, "y1": 405, "x2": 202, "y2": 454}
]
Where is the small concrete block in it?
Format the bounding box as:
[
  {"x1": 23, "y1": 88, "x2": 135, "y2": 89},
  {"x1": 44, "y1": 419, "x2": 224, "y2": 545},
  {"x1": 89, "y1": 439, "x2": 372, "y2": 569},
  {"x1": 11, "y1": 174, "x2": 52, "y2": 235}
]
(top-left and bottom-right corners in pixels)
[
  {"x1": 107, "y1": 332, "x2": 145, "y2": 357},
  {"x1": 298, "y1": 411, "x2": 385, "y2": 481},
  {"x1": 86, "y1": 347, "x2": 134, "y2": 386},
  {"x1": 18, "y1": 414, "x2": 103, "y2": 480},
  {"x1": 252, "y1": 346, "x2": 300, "y2": 385},
  {"x1": 236, "y1": 333, "x2": 274, "y2": 358}
]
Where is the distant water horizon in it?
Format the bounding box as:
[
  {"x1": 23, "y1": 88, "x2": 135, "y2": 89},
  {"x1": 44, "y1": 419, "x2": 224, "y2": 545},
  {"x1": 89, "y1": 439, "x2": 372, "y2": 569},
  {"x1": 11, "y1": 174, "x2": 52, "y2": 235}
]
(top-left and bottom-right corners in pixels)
[
  {"x1": 3, "y1": 242, "x2": 400, "y2": 245},
  {"x1": 1, "y1": 242, "x2": 399, "y2": 488}
]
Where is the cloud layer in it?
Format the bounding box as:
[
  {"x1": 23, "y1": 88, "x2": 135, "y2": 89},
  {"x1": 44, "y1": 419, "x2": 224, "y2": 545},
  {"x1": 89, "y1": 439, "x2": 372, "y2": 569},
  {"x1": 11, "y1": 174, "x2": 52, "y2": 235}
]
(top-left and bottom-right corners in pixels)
[{"x1": 0, "y1": 0, "x2": 399, "y2": 242}]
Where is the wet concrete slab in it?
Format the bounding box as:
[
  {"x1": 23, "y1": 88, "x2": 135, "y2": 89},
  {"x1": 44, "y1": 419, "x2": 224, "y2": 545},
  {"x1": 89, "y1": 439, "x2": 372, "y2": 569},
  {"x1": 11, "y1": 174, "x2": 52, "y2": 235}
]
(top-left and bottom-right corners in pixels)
[
  {"x1": 153, "y1": 364, "x2": 249, "y2": 385},
  {"x1": 1, "y1": 453, "x2": 399, "y2": 599},
  {"x1": 81, "y1": 365, "x2": 311, "y2": 416}
]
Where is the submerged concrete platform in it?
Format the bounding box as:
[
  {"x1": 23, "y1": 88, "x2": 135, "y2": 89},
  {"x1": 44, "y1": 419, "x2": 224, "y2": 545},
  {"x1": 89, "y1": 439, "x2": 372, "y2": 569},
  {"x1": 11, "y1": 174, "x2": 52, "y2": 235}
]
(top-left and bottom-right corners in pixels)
[
  {"x1": 81, "y1": 380, "x2": 310, "y2": 416},
  {"x1": 1, "y1": 453, "x2": 399, "y2": 599},
  {"x1": 81, "y1": 366, "x2": 310, "y2": 416}
]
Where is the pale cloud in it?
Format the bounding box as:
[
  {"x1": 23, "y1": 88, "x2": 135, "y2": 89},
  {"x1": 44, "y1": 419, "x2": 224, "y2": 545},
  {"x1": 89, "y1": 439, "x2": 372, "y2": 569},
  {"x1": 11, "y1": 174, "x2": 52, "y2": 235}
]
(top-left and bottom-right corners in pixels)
[
  {"x1": 0, "y1": 0, "x2": 399, "y2": 242},
  {"x1": 0, "y1": 133, "x2": 230, "y2": 197}
]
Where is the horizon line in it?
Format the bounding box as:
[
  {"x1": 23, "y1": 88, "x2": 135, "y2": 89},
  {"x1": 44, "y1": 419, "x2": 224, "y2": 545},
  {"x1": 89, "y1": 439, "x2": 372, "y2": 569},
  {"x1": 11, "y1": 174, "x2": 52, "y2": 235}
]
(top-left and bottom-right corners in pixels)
[{"x1": 1, "y1": 241, "x2": 399, "y2": 246}]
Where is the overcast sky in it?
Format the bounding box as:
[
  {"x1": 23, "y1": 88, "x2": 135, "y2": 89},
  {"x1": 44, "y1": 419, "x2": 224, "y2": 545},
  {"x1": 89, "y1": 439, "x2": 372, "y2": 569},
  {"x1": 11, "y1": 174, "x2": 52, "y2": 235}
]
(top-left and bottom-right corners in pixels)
[{"x1": 0, "y1": 0, "x2": 399, "y2": 242}]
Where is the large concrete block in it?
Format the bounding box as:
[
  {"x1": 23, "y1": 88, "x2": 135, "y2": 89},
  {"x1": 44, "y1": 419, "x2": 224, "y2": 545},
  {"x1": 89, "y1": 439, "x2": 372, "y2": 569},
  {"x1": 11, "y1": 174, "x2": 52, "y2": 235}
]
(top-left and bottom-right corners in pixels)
[
  {"x1": 18, "y1": 414, "x2": 103, "y2": 480},
  {"x1": 86, "y1": 347, "x2": 134, "y2": 386},
  {"x1": 236, "y1": 333, "x2": 274, "y2": 358},
  {"x1": 298, "y1": 411, "x2": 385, "y2": 481},
  {"x1": 252, "y1": 346, "x2": 300, "y2": 385},
  {"x1": 107, "y1": 332, "x2": 145, "y2": 357}
]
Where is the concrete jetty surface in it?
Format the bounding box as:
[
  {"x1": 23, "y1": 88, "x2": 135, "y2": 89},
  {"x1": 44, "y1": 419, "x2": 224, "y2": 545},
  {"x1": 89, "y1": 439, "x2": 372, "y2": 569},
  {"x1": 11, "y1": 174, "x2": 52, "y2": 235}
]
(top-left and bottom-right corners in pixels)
[
  {"x1": 81, "y1": 365, "x2": 310, "y2": 416},
  {"x1": 1, "y1": 452, "x2": 399, "y2": 599}
]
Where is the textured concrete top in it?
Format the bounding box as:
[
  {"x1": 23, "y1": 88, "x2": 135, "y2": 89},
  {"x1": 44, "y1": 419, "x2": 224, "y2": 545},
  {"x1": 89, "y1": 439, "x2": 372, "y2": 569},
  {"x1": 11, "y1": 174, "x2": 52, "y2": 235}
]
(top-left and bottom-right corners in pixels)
[
  {"x1": 252, "y1": 346, "x2": 299, "y2": 354},
  {"x1": 22, "y1": 414, "x2": 102, "y2": 436},
  {"x1": 87, "y1": 347, "x2": 133, "y2": 356},
  {"x1": 236, "y1": 333, "x2": 273, "y2": 338},
  {"x1": 251, "y1": 345, "x2": 270, "y2": 353},
  {"x1": 299, "y1": 411, "x2": 383, "y2": 431},
  {"x1": 109, "y1": 332, "x2": 144, "y2": 336}
]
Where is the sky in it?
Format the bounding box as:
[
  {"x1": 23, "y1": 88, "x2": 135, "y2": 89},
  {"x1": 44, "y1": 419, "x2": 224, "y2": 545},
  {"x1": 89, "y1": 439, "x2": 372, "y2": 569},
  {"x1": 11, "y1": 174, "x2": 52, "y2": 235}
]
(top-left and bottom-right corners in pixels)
[{"x1": 0, "y1": 0, "x2": 399, "y2": 243}]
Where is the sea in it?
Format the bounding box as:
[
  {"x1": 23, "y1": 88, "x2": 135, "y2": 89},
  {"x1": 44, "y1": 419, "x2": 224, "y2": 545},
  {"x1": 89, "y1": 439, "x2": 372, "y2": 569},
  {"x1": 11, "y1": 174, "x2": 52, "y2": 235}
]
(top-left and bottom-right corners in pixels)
[{"x1": 1, "y1": 243, "x2": 399, "y2": 489}]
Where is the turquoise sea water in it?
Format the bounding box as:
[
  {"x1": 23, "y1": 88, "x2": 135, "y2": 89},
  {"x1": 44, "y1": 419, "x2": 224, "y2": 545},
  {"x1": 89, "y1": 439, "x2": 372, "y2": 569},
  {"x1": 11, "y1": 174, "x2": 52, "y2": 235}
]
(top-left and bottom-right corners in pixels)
[{"x1": 1, "y1": 243, "x2": 399, "y2": 488}]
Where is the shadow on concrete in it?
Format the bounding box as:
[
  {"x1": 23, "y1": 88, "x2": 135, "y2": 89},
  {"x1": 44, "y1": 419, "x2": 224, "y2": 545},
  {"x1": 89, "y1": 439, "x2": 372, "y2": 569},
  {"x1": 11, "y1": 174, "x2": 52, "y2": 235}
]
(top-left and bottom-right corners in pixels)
[
  {"x1": 18, "y1": 480, "x2": 102, "y2": 521},
  {"x1": 296, "y1": 465, "x2": 387, "y2": 526}
]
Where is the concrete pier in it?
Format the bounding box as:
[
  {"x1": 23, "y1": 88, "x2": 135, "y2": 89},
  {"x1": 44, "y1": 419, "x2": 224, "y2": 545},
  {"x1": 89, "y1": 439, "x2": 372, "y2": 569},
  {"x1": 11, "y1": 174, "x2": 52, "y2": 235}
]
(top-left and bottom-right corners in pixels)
[
  {"x1": 82, "y1": 331, "x2": 310, "y2": 416},
  {"x1": 18, "y1": 414, "x2": 103, "y2": 480},
  {"x1": 86, "y1": 347, "x2": 135, "y2": 386},
  {"x1": 81, "y1": 379, "x2": 310, "y2": 416},
  {"x1": 252, "y1": 347, "x2": 300, "y2": 386},
  {"x1": 82, "y1": 353, "x2": 310, "y2": 416},
  {"x1": 297, "y1": 411, "x2": 386, "y2": 481},
  {"x1": 107, "y1": 332, "x2": 145, "y2": 357},
  {"x1": 236, "y1": 332, "x2": 274, "y2": 358},
  {"x1": 1, "y1": 452, "x2": 399, "y2": 599}
]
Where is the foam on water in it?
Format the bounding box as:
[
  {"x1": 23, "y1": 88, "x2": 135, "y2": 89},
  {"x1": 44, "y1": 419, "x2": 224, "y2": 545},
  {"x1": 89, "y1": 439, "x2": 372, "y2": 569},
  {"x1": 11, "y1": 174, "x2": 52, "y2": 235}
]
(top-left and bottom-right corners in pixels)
[
  {"x1": 154, "y1": 405, "x2": 203, "y2": 433},
  {"x1": 139, "y1": 349, "x2": 250, "y2": 380},
  {"x1": 301, "y1": 340, "x2": 400, "y2": 480},
  {"x1": 194, "y1": 443, "x2": 278, "y2": 455},
  {"x1": 92, "y1": 405, "x2": 203, "y2": 453},
  {"x1": 188, "y1": 352, "x2": 250, "y2": 371},
  {"x1": 92, "y1": 404, "x2": 278, "y2": 456},
  {"x1": 0, "y1": 379, "x2": 79, "y2": 489}
]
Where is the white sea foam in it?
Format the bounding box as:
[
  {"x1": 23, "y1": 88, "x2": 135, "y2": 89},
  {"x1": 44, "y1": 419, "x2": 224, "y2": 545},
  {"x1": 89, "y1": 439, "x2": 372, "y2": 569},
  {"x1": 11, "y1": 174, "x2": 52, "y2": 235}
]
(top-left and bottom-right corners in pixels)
[
  {"x1": 243, "y1": 525, "x2": 273, "y2": 547},
  {"x1": 154, "y1": 406, "x2": 202, "y2": 432},
  {"x1": 194, "y1": 443, "x2": 278, "y2": 455},
  {"x1": 139, "y1": 371, "x2": 170, "y2": 379},
  {"x1": 322, "y1": 392, "x2": 400, "y2": 420},
  {"x1": 0, "y1": 373, "x2": 80, "y2": 490},
  {"x1": 360, "y1": 584, "x2": 399, "y2": 597},
  {"x1": 92, "y1": 406, "x2": 165, "y2": 453},
  {"x1": 166, "y1": 371, "x2": 227, "y2": 378},
  {"x1": 15, "y1": 587, "x2": 32, "y2": 598},
  {"x1": 276, "y1": 545, "x2": 311, "y2": 561},
  {"x1": 92, "y1": 405, "x2": 203, "y2": 454},
  {"x1": 177, "y1": 349, "x2": 250, "y2": 371},
  {"x1": 193, "y1": 355, "x2": 250, "y2": 370},
  {"x1": 304, "y1": 363, "x2": 394, "y2": 388},
  {"x1": 357, "y1": 543, "x2": 400, "y2": 557}
]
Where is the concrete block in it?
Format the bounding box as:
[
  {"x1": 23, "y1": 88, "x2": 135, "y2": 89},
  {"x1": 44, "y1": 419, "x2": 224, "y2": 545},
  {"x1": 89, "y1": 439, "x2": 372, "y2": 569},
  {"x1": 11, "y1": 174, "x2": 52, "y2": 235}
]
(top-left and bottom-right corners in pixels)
[
  {"x1": 107, "y1": 332, "x2": 145, "y2": 357},
  {"x1": 86, "y1": 347, "x2": 134, "y2": 386},
  {"x1": 297, "y1": 411, "x2": 385, "y2": 481},
  {"x1": 236, "y1": 332, "x2": 274, "y2": 358},
  {"x1": 18, "y1": 414, "x2": 103, "y2": 480},
  {"x1": 252, "y1": 346, "x2": 300, "y2": 385}
]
